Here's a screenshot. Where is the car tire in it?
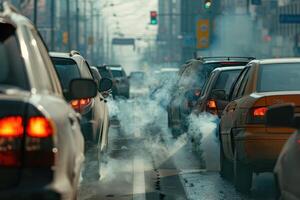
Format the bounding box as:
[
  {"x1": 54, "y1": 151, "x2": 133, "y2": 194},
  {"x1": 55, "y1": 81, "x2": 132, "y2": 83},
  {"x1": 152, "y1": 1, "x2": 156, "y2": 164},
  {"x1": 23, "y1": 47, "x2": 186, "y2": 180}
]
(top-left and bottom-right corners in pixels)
[
  {"x1": 219, "y1": 141, "x2": 233, "y2": 181},
  {"x1": 234, "y1": 150, "x2": 252, "y2": 193}
]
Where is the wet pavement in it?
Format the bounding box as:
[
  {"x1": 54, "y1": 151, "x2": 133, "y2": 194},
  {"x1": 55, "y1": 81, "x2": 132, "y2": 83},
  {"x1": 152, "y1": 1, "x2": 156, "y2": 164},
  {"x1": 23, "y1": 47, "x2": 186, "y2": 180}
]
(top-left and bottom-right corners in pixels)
[{"x1": 78, "y1": 98, "x2": 277, "y2": 200}]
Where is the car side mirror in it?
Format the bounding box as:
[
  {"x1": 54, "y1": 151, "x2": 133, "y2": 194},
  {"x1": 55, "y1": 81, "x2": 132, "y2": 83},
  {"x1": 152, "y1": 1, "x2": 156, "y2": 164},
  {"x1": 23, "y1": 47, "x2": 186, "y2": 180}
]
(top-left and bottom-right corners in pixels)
[
  {"x1": 211, "y1": 89, "x2": 227, "y2": 101},
  {"x1": 99, "y1": 78, "x2": 113, "y2": 92},
  {"x1": 69, "y1": 79, "x2": 97, "y2": 100},
  {"x1": 266, "y1": 104, "x2": 296, "y2": 128}
]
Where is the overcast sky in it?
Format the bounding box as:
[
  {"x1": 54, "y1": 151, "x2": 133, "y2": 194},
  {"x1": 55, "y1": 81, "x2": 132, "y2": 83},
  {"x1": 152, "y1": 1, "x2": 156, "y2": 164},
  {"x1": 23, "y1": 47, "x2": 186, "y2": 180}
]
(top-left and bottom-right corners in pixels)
[{"x1": 102, "y1": 0, "x2": 158, "y2": 37}]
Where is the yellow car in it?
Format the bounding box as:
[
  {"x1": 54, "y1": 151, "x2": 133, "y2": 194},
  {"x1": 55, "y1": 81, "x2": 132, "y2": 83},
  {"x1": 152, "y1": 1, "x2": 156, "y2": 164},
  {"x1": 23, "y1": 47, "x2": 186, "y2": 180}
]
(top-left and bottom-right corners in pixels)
[{"x1": 219, "y1": 58, "x2": 300, "y2": 193}]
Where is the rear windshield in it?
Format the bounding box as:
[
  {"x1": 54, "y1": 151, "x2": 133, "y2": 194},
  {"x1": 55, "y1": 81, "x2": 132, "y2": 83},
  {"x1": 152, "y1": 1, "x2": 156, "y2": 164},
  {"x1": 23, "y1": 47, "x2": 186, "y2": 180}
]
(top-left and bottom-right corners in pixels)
[
  {"x1": 98, "y1": 67, "x2": 112, "y2": 78},
  {"x1": 51, "y1": 57, "x2": 80, "y2": 90},
  {"x1": 0, "y1": 24, "x2": 29, "y2": 90},
  {"x1": 111, "y1": 69, "x2": 123, "y2": 78},
  {"x1": 258, "y1": 63, "x2": 300, "y2": 92},
  {"x1": 212, "y1": 69, "x2": 242, "y2": 95}
]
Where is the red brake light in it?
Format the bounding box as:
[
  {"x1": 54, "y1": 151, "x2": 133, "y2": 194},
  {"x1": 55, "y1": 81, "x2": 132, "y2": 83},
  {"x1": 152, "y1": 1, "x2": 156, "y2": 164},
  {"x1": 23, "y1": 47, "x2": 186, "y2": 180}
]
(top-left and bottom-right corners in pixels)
[
  {"x1": 253, "y1": 107, "x2": 267, "y2": 117},
  {"x1": 26, "y1": 117, "x2": 54, "y2": 138},
  {"x1": 71, "y1": 98, "x2": 91, "y2": 110},
  {"x1": 0, "y1": 116, "x2": 24, "y2": 137},
  {"x1": 206, "y1": 99, "x2": 218, "y2": 115},
  {"x1": 207, "y1": 100, "x2": 217, "y2": 109}
]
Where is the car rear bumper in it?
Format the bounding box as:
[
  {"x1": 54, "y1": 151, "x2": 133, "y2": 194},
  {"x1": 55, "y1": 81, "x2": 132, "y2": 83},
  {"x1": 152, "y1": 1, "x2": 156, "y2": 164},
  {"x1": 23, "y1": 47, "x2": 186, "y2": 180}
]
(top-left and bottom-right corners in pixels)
[
  {"x1": 234, "y1": 128, "x2": 290, "y2": 172},
  {"x1": 0, "y1": 188, "x2": 61, "y2": 200}
]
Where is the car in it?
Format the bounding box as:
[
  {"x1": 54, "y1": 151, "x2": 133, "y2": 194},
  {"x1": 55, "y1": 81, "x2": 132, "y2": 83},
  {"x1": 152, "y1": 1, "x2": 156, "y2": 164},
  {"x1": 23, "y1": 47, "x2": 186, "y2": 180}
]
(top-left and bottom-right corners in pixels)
[
  {"x1": 129, "y1": 71, "x2": 149, "y2": 98},
  {"x1": 194, "y1": 66, "x2": 244, "y2": 117},
  {"x1": 150, "y1": 68, "x2": 179, "y2": 108},
  {"x1": 219, "y1": 58, "x2": 300, "y2": 193},
  {"x1": 50, "y1": 52, "x2": 112, "y2": 150},
  {"x1": 266, "y1": 104, "x2": 300, "y2": 200},
  {"x1": 107, "y1": 65, "x2": 130, "y2": 99},
  {"x1": 168, "y1": 57, "x2": 253, "y2": 137},
  {"x1": 0, "y1": 2, "x2": 97, "y2": 199}
]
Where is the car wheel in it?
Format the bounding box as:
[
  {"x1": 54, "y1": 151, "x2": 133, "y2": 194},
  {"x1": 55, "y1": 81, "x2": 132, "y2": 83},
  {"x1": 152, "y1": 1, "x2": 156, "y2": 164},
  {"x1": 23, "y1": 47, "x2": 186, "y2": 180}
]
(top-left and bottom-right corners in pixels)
[
  {"x1": 219, "y1": 141, "x2": 233, "y2": 181},
  {"x1": 234, "y1": 150, "x2": 252, "y2": 193}
]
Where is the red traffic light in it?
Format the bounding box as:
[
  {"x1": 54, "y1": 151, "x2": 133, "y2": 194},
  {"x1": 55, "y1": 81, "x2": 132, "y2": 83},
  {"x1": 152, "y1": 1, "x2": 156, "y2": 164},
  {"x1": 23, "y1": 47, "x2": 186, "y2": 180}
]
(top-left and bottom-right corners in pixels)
[{"x1": 150, "y1": 11, "x2": 157, "y2": 17}]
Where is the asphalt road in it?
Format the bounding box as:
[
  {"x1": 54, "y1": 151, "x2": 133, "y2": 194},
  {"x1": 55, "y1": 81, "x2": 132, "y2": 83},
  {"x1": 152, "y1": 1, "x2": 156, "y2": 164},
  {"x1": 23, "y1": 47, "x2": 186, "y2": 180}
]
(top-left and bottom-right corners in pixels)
[{"x1": 78, "y1": 98, "x2": 277, "y2": 200}]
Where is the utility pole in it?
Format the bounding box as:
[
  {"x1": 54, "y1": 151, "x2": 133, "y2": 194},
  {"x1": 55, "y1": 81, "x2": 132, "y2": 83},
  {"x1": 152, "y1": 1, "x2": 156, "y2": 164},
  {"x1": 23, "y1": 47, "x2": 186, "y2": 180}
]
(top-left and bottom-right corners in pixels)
[
  {"x1": 76, "y1": 0, "x2": 79, "y2": 50},
  {"x1": 33, "y1": 0, "x2": 38, "y2": 26},
  {"x1": 96, "y1": 10, "x2": 101, "y2": 63},
  {"x1": 83, "y1": 0, "x2": 87, "y2": 57},
  {"x1": 50, "y1": 0, "x2": 55, "y2": 50},
  {"x1": 66, "y1": 0, "x2": 71, "y2": 51},
  {"x1": 90, "y1": 1, "x2": 94, "y2": 63}
]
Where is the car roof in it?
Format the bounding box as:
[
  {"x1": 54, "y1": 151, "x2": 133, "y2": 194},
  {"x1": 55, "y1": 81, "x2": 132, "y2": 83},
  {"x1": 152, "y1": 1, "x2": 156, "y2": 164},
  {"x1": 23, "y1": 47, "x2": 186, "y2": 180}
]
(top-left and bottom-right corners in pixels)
[
  {"x1": 212, "y1": 66, "x2": 245, "y2": 73},
  {"x1": 253, "y1": 58, "x2": 300, "y2": 65},
  {"x1": 160, "y1": 68, "x2": 179, "y2": 72},
  {"x1": 49, "y1": 52, "x2": 71, "y2": 59},
  {"x1": 109, "y1": 67, "x2": 122, "y2": 71}
]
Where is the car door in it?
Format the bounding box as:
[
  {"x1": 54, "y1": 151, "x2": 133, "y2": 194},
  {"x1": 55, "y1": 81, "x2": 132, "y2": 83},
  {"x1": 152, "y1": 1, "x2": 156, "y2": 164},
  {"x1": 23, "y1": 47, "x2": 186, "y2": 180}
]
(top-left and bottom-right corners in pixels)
[{"x1": 221, "y1": 67, "x2": 250, "y2": 160}]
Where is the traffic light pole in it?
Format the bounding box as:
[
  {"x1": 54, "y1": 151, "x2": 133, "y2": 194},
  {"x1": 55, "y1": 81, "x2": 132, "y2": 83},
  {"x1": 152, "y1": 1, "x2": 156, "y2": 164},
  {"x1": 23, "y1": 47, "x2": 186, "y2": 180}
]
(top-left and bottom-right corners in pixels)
[
  {"x1": 33, "y1": 0, "x2": 38, "y2": 26},
  {"x1": 75, "y1": 0, "x2": 79, "y2": 50},
  {"x1": 66, "y1": 0, "x2": 71, "y2": 51},
  {"x1": 50, "y1": 0, "x2": 55, "y2": 50}
]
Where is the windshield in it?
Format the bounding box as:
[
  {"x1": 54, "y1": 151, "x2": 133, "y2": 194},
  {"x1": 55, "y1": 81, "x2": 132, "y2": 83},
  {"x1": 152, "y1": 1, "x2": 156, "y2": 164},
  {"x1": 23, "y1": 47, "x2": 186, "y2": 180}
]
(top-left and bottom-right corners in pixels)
[
  {"x1": 258, "y1": 63, "x2": 300, "y2": 92},
  {"x1": 51, "y1": 57, "x2": 80, "y2": 90},
  {"x1": 98, "y1": 67, "x2": 112, "y2": 78},
  {"x1": 111, "y1": 69, "x2": 123, "y2": 78},
  {"x1": 0, "y1": 24, "x2": 28, "y2": 90}
]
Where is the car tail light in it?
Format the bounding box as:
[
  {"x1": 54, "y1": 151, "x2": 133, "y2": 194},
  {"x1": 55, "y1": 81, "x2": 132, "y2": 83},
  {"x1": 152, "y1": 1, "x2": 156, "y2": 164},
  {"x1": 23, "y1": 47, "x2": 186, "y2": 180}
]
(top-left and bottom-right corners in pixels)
[
  {"x1": 247, "y1": 107, "x2": 267, "y2": 124},
  {"x1": 0, "y1": 116, "x2": 24, "y2": 167},
  {"x1": 26, "y1": 117, "x2": 54, "y2": 138},
  {"x1": 25, "y1": 116, "x2": 56, "y2": 167},
  {"x1": 206, "y1": 99, "x2": 218, "y2": 115},
  {"x1": 0, "y1": 116, "x2": 24, "y2": 138},
  {"x1": 71, "y1": 98, "x2": 91, "y2": 111}
]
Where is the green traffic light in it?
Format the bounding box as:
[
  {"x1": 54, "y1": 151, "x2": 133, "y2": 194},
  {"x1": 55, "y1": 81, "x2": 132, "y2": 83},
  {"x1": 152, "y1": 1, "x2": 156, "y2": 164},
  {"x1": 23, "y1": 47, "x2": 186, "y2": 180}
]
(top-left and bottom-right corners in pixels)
[
  {"x1": 204, "y1": 0, "x2": 212, "y2": 9},
  {"x1": 151, "y1": 19, "x2": 157, "y2": 25},
  {"x1": 204, "y1": 2, "x2": 211, "y2": 9}
]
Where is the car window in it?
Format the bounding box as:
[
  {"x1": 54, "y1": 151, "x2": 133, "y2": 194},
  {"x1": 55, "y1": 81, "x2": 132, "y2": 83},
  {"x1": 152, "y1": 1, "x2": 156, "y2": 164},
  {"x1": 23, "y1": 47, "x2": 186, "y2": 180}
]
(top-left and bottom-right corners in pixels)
[
  {"x1": 201, "y1": 71, "x2": 216, "y2": 97},
  {"x1": 98, "y1": 68, "x2": 112, "y2": 78},
  {"x1": 212, "y1": 69, "x2": 242, "y2": 96},
  {"x1": 51, "y1": 57, "x2": 81, "y2": 91},
  {"x1": 258, "y1": 63, "x2": 300, "y2": 92},
  {"x1": 111, "y1": 70, "x2": 123, "y2": 77},
  {"x1": 231, "y1": 67, "x2": 250, "y2": 100},
  {"x1": 178, "y1": 62, "x2": 206, "y2": 88},
  {"x1": 78, "y1": 58, "x2": 92, "y2": 79},
  {"x1": 0, "y1": 24, "x2": 29, "y2": 90},
  {"x1": 236, "y1": 67, "x2": 251, "y2": 98}
]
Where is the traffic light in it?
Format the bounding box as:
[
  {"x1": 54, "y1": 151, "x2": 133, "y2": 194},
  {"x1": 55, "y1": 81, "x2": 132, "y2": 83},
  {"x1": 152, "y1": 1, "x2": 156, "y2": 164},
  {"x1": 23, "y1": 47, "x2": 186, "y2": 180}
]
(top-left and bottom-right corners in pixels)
[
  {"x1": 150, "y1": 11, "x2": 158, "y2": 25},
  {"x1": 204, "y1": 0, "x2": 212, "y2": 9}
]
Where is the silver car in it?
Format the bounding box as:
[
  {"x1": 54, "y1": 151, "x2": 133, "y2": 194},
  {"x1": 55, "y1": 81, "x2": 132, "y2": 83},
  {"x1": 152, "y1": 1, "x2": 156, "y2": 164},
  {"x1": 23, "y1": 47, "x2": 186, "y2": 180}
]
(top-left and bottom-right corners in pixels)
[
  {"x1": 0, "y1": 3, "x2": 97, "y2": 199},
  {"x1": 267, "y1": 104, "x2": 300, "y2": 200}
]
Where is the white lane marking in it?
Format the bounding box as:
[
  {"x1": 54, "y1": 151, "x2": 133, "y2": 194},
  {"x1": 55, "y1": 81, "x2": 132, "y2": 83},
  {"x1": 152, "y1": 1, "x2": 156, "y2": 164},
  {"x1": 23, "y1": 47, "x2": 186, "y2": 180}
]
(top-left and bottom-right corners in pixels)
[{"x1": 133, "y1": 156, "x2": 146, "y2": 200}]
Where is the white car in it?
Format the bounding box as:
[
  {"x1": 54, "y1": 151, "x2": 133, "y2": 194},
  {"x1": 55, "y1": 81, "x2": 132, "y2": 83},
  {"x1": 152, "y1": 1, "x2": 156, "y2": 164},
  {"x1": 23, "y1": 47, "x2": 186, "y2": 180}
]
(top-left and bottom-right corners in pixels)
[{"x1": 0, "y1": 3, "x2": 96, "y2": 199}]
